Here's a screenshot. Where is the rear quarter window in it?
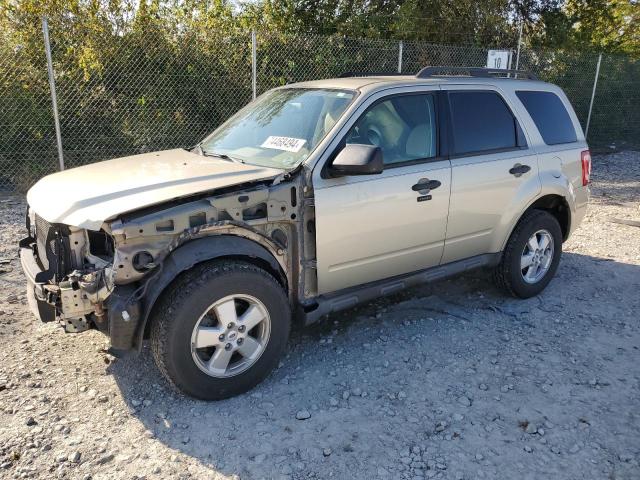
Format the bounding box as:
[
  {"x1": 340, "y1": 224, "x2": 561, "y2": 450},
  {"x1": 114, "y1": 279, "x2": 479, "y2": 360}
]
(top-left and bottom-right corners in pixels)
[{"x1": 516, "y1": 91, "x2": 578, "y2": 145}]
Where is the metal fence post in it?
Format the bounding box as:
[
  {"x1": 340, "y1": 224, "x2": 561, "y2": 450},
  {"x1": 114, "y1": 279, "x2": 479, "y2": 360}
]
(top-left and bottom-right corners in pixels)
[
  {"x1": 398, "y1": 41, "x2": 403, "y2": 73},
  {"x1": 514, "y1": 20, "x2": 523, "y2": 71},
  {"x1": 251, "y1": 30, "x2": 257, "y2": 100},
  {"x1": 42, "y1": 17, "x2": 65, "y2": 171},
  {"x1": 585, "y1": 53, "x2": 602, "y2": 140}
]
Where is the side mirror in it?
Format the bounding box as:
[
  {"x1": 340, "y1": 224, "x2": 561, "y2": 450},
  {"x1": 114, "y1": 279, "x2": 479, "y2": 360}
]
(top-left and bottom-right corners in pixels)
[{"x1": 329, "y1": 144, "x2": 384, "y2": 177}]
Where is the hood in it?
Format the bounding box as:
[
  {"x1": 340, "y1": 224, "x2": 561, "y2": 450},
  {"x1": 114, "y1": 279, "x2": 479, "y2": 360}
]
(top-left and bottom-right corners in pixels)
[{"x1": 27, "y1": 149, "x2": 282, "y2": 230}]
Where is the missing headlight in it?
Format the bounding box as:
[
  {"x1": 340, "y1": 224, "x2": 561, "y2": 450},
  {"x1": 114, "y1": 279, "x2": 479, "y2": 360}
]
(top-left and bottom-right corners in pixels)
[{"x1": 88, "y1": 230, "x2": 115, "y2": 259}]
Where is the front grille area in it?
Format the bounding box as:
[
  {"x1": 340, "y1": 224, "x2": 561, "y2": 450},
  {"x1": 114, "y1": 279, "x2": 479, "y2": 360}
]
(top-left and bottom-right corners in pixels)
[
  {"x1": 34, "y1": 213, "x2": 72, "y2": 279},
  {"x1": 35, "y1": 214, "x2": 53, "y2": 270}
]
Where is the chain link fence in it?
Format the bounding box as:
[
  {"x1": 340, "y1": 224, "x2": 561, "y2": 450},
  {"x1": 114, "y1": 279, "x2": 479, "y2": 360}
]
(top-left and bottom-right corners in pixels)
[{"x1": 1, "y1": 24, "x2": 638, "y2": 192}]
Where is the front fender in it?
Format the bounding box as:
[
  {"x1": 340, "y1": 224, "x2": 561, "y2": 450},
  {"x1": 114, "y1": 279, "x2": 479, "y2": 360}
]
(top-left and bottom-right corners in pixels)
[{"x1": 129, "y1": 234, "x2": 286, "y2": 352}]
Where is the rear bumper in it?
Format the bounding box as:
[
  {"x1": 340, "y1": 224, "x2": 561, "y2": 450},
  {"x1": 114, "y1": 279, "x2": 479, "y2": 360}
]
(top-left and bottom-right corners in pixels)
[
  {"x1": 19, "y1": 238, "x2": 56, "y2": 322},
  {"x1": 569, "y1": 186, "x2": 590, "y2": 237}
]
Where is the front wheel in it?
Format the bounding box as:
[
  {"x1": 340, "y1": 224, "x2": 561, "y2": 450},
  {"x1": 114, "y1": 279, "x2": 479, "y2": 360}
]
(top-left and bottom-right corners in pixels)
[
  {"x1": 493, "y1": 209, "x2": 562, "y2": 298},
  {"x1": 150, "y1": 260, "x2": 291, "y2": 400}
]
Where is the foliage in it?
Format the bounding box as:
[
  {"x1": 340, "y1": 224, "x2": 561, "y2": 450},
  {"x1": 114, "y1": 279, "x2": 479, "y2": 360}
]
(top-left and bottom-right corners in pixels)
[{"x1": 0, "y1": 0, "x2": 638, "y2": 190}]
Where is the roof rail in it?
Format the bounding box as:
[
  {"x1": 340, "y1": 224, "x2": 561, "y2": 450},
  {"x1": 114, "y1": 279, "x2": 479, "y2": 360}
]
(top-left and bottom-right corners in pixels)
[
  {"x1": 415, "y1": 66, "x2": 538, "y2": 80},
  {"x1": 338, "y1": 71, "x2": 406, "y2": 78}
]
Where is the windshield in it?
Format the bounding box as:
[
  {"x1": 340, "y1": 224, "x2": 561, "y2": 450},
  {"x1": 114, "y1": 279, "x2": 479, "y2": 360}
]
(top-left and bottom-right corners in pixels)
[{"x1": 200, "y1": 88, "x2": 356, "y2": 169}]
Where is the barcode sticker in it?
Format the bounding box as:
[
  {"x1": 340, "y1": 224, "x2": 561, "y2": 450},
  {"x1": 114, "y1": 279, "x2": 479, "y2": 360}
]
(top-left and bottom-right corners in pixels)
[{"x1": 261, "y1": 136, "x2": 307, "y2": 152}]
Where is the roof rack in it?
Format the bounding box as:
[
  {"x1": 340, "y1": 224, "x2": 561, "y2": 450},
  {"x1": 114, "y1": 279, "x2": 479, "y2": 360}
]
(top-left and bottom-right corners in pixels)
[{"x1": 415, "y1": 66, "x2": 538, "y2": 80}]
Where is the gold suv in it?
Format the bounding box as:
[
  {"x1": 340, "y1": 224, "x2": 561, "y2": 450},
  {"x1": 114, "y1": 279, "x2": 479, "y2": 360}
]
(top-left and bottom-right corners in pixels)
[{"x1": 20, "y1": 67, "x2": 590, "y2": 399}]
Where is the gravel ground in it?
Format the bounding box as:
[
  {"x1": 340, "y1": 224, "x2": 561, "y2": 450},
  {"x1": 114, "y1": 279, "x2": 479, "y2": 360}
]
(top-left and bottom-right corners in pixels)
[{"x1": 0, "y1": 151, "x2": 639, "y2": 480}]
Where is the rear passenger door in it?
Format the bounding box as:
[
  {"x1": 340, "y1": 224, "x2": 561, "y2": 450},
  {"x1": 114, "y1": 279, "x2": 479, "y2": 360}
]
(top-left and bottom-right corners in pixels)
[{"x1": 440, "y1": 85, "x2": 540, "y2": 263}]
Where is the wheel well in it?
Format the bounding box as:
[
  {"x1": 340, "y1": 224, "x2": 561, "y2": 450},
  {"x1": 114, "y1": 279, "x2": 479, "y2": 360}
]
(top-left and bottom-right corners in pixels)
[
  {"x1": 142, "y1": 254, "x2": 288, "y2": 341},
  {"x1": 526, "y1": 195, "x2": 570, "y2": 240},
  {"x1": 223, "y1": 254, "x2": 288, "y2": 289}
]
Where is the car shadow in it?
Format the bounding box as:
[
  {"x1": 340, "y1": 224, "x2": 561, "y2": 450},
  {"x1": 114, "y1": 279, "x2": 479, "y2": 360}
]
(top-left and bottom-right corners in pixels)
[{"x1": 107, "y1": 250, "x2": 640, "y2": 479}]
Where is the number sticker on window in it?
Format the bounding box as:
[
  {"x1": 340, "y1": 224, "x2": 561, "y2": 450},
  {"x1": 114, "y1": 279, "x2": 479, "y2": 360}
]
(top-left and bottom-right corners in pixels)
[{"x1": 261, "y1": 136, "x2": 307, "y2": 152}]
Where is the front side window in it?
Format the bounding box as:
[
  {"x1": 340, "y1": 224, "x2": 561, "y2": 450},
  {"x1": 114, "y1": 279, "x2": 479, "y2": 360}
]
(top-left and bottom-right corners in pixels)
[
  {"x1": 345, "y1": 94, "x2": 437, "y2": 165},
  {"x1": 201, "y1": 88, "x2": 355, "y2": 169},
  {"x1": 449, "y1": 91, "x2": 522, "y2": 156}
]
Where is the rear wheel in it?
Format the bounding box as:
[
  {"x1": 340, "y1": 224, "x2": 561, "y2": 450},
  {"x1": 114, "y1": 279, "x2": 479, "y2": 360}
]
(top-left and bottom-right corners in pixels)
[
  {"x1": 493, "y1": 209, "x2": 562, "y2": 298},
  {"x1": 150, "y1": 260, "x2": 291, "y2": 400}
]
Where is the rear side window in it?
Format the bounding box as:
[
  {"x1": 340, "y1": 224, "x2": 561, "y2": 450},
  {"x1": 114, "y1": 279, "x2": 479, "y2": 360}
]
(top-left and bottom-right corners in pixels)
[
  {"x1": 516, "y1": 91, "x2": 577, "y2": 145},
  {"x1": 449, "y1": 91, "x2": 523, "y2": 156}
]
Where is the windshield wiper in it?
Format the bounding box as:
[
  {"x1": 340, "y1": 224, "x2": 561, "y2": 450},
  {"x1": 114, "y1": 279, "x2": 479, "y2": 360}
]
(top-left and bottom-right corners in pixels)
[{"x1": 200, "y1": 149, "x2": 244, "y2": 164}]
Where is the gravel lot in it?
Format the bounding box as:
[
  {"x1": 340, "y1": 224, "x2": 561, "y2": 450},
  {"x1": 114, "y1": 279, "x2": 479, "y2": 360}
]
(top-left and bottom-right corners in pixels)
[{"x1": 1, "y1": 151, "x2": 639, "y2": 480}]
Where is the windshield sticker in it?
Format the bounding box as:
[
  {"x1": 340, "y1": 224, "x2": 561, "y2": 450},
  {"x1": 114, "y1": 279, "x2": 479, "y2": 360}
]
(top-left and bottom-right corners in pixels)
[{"x1": 261, "y1": 136, "x2": 306, "y2": 152}]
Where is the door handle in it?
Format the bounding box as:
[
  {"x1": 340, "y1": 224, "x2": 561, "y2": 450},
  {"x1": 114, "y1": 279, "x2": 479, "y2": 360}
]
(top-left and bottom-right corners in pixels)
[
  {"x1": 411, "y1": 179, "x2": 441, "y2": 192},
  {"x1": 509, "y1": 163, "x2": 531, "y2": 177}
]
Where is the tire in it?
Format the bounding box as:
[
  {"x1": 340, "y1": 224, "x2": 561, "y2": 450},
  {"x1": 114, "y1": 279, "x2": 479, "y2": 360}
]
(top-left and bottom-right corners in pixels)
[
  {"x1": 493, "y1": 209, "x2": 562, "y2": 299},
  {"x1": 150, "y1": 260, "x2": 291, "y2": 400}
]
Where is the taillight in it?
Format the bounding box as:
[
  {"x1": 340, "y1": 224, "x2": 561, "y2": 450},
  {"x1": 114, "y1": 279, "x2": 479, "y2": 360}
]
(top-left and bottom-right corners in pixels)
[{"x1": 581, "y1": 150, "x2": 591, "y2": 186}]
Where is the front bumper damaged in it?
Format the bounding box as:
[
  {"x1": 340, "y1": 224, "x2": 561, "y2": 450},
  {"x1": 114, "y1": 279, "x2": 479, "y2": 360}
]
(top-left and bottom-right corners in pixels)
[{"x1": 19, "y1": 235, "x2": 142, "y2": 352}]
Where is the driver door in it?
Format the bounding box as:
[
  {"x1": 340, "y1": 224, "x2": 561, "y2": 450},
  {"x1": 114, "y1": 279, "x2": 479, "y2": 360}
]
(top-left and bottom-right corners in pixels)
[{"x1": 312, "y1": 89, "x2": 452, "y2": 295}]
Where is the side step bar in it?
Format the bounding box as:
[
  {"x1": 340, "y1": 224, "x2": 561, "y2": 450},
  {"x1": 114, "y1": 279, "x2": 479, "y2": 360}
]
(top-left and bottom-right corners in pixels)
[{"x1": 300, "y1": 253, "x2": 502, "y2": 325}]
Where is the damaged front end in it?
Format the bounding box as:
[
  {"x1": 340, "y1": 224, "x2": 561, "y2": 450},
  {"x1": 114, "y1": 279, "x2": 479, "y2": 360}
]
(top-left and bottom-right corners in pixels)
[
  {"x1": 20, "y1": 210, "x2": 121, "y2": 335},
  {"x1": 19, "y1": 172, "x2": 310, "y2": 354}
]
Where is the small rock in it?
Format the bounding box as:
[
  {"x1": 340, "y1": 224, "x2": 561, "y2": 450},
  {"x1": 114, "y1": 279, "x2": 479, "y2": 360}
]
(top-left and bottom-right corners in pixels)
[
  {"x1": 69, "y1": 451, "x2": 81, "y2": 463},
  {"x1": 525, "y1": 423, "x2": 538, "y2": 434},
  {"x1": 295, "y1": 410, "x2": 311, "y2": 420},
  {"x1": 55, "y1": 454, "x2": 67, "y2": 463},
  {"x1": 524, "y1": 445, "x2": 533, "y2": 453},
  {"x1": 478, "y1": 383, "x2": 488, "y2": 391},
  {"x1": 569, "y1": 444, "x2": 580, "y2": 454},
  {"x1": 457, "y1": 396, "x2": 472, "y2": 407},
  {"x1": 25, "y1": 417, "x2": 37, "y2": 426},
  {"x1": 96, "y1": 453, "x2": 114, "y2": 465},
  {"x1": 323, "y1": 448, "x2": 332, "y2": 457}
]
